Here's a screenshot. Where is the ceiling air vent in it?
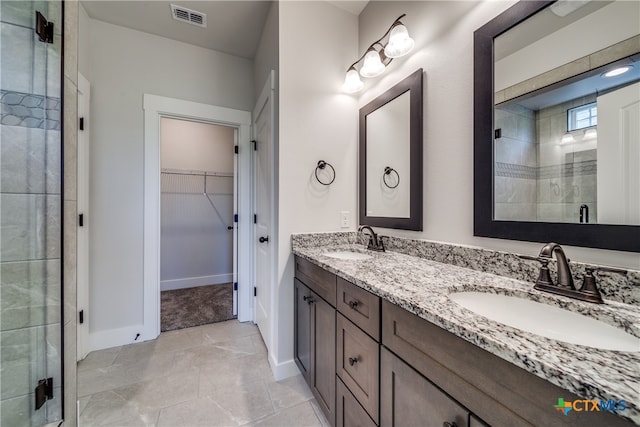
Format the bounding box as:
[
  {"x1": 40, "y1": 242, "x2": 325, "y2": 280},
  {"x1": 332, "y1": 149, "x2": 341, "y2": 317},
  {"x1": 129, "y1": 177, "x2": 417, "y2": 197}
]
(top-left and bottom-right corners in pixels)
[{"x1": 170, "y1": 4, "x2": 207, "y2": 28}]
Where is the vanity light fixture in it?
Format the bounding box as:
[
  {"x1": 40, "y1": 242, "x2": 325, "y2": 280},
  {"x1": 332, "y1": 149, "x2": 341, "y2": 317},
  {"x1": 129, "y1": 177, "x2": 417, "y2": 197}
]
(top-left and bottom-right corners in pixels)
[
  {"x1": 602, "y1": 65, "x2": 632, "y2": 78},
  {"x1": 561, "y1": 131, "x2": 575, "y2": 144},
  {"x1": 583, "y1": 128, "x2": 597, "y2": 139},
  {"x1": 342, "y1": 14, "x2": 415, "y2": 94}
]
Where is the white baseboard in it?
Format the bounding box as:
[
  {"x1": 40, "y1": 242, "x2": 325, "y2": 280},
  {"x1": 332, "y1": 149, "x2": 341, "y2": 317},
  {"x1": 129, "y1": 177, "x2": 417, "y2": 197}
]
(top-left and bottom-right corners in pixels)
[
  {"x1": 160, "y1": 274, "x2": 233, "y2": 291},
  {"x1": 89, "y1": 324, "x2": 152, "y2": 352},
  {"x1": 269, "y1": 354, "x2": 301, "y2": 381}
]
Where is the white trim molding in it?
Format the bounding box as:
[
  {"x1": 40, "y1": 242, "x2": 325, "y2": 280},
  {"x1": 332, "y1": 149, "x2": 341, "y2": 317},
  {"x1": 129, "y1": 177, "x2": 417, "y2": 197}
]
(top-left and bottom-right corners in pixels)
[{"x1": 143, "y1": 94, "x2": 253, "y2": 341}]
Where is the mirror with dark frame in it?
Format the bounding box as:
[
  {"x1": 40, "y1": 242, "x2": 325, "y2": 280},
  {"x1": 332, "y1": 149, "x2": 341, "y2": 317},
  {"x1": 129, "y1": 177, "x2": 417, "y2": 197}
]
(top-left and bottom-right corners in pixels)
[
  {"x1": 474, "y1": 0, "x2": 640, "y2": 252},
  {"x1": 359, "y1": 69, "x2": 423, "y2": 231}
]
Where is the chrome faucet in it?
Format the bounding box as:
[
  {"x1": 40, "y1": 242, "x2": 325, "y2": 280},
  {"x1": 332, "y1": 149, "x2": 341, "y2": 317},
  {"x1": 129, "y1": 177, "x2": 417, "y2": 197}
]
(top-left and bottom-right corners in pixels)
[
  {"x1": 358, "y1": 225, "x2": 385, "y2": 252},
  {"x1": 525, "y1": 242, "x2": 604, "y2": 304}
]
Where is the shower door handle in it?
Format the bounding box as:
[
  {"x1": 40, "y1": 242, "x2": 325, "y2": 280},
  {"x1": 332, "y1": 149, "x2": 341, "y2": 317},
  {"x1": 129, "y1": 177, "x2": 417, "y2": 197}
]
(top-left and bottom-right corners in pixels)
[{"x1": 259, "y1": 236, "x2": 269, "y2": 243}]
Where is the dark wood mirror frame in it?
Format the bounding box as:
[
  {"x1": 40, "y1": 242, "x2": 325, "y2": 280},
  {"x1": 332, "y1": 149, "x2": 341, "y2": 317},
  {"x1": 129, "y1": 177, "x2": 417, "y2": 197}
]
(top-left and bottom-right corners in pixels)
[
  {"x1": 473, "y1": 0, "x2": 640, "y2": 252},
  {"x1": 359, "y1": 69, "x2": 423, "y2": 231}
]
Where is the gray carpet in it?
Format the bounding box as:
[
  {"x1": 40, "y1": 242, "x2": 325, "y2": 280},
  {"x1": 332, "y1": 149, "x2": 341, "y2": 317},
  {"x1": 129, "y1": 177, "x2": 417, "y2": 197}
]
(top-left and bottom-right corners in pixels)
[{"x1": 161, "y1": 283, "x2": 236, "y2": 331}]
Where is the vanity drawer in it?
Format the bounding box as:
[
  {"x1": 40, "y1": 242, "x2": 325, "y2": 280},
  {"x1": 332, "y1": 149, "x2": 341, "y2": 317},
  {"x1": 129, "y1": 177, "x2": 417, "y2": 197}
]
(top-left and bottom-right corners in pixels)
[
  {"x1": 336, "y1": 377, "x2": 377, "y2": 427},
  {"x1": 336, "y1": 277, "x2": 380, "y2": 341},
  {"x1": 295, "y1": 256, "x2": 336, "y2": 306},
  {"x1": 337, "y1": 313, "x2": 379, "y2": 423}
]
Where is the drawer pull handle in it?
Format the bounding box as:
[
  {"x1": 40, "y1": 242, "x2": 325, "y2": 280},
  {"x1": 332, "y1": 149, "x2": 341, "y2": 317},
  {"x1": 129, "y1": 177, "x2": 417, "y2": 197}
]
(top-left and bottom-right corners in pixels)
[
  {"x1": 303, "y1": 295, "x2": 315, "y2": 304},
  {"x1": 443, "y1": 422, "x2": 458, "y2": 427},
  {"x1": 348, "y1": 356, "x2": 359, "y2": 366},
  {"x1": 348, "y1": 300, "x2": 359, "y2": 310}
]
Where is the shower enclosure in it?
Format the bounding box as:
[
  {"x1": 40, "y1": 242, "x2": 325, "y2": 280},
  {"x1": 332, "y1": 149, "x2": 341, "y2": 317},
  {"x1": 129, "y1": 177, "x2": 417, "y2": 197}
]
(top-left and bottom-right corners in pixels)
[{"x1": 1, "y1": 1, "x2": 64, "y2": 426}]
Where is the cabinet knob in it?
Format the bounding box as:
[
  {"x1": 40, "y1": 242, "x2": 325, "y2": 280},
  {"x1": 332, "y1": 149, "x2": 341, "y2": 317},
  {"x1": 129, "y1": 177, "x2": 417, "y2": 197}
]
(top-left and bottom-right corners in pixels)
[
  {"x1": 347, "y1": 300, "x2": 359, "y2": 310},
  {"x1": 303, "y1": 295, "x2": 315, "y2": 304},
  {"x1": 443, "y1": 422, "x2": 458, "y2": 427},
  {"x1": 348, "y1": 356, "x2": 359, "y2": 366}
]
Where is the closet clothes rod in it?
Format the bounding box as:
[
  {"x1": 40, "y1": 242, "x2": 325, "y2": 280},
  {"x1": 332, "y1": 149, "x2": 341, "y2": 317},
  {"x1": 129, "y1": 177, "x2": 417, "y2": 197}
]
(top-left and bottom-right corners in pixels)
[{"x1": 161, "y1": 168, "x2": 233, "y2": 178}]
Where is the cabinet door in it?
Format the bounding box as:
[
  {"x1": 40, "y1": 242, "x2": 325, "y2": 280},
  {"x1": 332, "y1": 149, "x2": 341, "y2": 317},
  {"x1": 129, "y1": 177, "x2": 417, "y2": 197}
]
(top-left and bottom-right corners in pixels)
[
  {"x1": 311, "y1": 293, "x2": 336, "y2": 425},
  {"x1": 294, "y1": 278, "x2": 312, "y2": 381},
  {"x1": 336, "y1": 378, "x2": 377, "y2": 427},
  {"x1": 337, "y1": 313, "x2": 379, "y2": 423},
  {"x1": 381, "y1": 347, "x2": 469, "y2": 427}
]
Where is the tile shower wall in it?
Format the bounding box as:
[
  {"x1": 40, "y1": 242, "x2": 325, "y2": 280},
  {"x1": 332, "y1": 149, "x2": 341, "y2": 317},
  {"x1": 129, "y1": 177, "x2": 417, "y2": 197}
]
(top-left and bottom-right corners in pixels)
[
  {"x1": 0, "y1": 2, "x2": 63, "y2": 426},
  {"x1": 537, "y1": 95, "x2": 598, "y2": 223},
  {"x1": 494, "y1": 104, "x2": 538, "y2": 220}
]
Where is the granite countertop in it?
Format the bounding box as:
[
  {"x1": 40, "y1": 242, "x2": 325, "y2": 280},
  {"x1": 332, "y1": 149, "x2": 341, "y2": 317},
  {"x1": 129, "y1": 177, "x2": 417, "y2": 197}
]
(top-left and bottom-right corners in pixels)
[{"x1": 292, "y1": 243, "x2": 640, "y2": 424}]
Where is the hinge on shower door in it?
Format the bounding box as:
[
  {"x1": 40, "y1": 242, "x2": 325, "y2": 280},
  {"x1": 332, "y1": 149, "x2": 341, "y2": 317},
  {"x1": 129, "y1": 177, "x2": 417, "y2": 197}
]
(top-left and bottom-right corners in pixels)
[
  {"x1": 35, "y1": 12, "x2": 54, "y2": 44},
  {"x1": 35, "y1": 377, "x2": 53, "y2": 410}
]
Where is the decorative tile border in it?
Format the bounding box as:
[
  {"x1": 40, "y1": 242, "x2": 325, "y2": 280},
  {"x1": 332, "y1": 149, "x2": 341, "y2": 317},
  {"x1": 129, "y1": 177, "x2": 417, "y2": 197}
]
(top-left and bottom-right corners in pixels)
[
  {"x1": 495, "y1": 160, "x2": 597, "y2": 180},
  {"x1": 291, "y1": 232, "x2": 640, "y2": 305},
  {"x1": 495, "y1": 162, "x2": 537, "y2": 180},
  {"x1": 1, "y1": 90, "x2": 61, "y2": 130},
  {"x1": 538, "y1": 160, "x2": 597, "y2": 179}
]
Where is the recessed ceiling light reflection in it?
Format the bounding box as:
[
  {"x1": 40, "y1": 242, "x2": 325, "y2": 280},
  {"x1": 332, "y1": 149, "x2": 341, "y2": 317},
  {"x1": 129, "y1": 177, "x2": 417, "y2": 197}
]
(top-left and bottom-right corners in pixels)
[{"x1": 602, "y1": 66, "x2": 632, "y2": 78}]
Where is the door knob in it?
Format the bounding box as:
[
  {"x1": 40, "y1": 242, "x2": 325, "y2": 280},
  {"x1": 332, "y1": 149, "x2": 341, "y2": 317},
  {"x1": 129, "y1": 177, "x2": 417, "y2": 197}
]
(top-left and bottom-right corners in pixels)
[{"x1": 259, "y1": 236, "x2": 269, "y2": 243}]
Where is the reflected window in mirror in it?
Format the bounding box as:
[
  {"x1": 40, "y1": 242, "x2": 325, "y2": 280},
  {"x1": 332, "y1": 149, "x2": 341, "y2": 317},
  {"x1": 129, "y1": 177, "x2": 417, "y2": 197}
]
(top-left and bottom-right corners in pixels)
[
  {"x1": 359, "y1": 69, "x2": 423, "y2": 231},
  {"x1": 474, "y1": 0, "x2": 640, "y2": 252}
]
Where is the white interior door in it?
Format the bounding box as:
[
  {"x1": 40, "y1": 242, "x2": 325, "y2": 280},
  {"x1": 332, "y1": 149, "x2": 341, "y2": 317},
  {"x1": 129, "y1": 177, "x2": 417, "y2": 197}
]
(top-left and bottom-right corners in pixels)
[
  {"x1": 597, "y1": 81, "x2": 640, "y2": 225},
  {"x1": 253, "y1": 72, "x2": 275, "y2": 347},
  {"x1": 77, "y1": 73, "x2": 90, "y2": 360}
]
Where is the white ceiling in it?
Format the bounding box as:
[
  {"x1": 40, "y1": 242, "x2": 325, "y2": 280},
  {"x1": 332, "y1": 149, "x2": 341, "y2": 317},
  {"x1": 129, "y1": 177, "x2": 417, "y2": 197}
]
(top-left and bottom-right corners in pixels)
[
  {"x1": 81, "y1": 1, "x2": 273, "y2": 59},
  {"x1": 81, "y1": 1, "x2": 370, "y2": 60},
  {"x1": 326, "y1": 1, "x2": 368, "y2": 16}
]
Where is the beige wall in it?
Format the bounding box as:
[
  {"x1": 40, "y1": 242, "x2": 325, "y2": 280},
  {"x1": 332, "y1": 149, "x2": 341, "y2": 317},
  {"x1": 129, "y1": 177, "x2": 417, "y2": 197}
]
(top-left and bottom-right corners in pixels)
[
  {"x1": 277, "y1": 0, "x2": 359, "y2": 372},
  {"x1": 78, "y1": 11, "x2": 254, "y2": 338}
]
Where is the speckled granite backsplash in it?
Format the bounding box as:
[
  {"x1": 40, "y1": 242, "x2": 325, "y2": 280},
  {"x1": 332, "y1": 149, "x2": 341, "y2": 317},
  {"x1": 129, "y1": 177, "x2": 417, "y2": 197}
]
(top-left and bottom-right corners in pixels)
[{"x1": 291, "y1": 232, "x2": 640, "y2": 305}]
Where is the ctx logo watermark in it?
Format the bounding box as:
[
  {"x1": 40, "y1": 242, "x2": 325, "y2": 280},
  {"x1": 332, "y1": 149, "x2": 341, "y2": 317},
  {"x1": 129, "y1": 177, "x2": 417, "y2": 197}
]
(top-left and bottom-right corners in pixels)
[{"x1": 554, "y1": 398, "x2": 627, "y2": 415}]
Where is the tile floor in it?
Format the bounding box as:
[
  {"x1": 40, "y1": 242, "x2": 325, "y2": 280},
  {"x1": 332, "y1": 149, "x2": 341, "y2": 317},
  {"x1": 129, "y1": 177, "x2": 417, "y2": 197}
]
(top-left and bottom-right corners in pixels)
[{"x1": 78, "y1": 320, "x2": 329, "y2": 427}]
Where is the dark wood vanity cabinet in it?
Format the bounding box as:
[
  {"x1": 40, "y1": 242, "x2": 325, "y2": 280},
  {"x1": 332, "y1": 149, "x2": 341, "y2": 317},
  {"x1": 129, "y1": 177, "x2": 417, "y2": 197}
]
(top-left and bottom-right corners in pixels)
[
  {"x1": 381, "y1": 300, "x2": 633, "y2": 427},
  {"x1": 381, "y1": 347, "x2": 469, "y2": 427},
  {"x1": 294, "y1": 258, "x2": 337, "y2": 426},
  {"x1": 294, "y1": 257, "x2": 633, "y2": 427},
  {"x1": 336, "y1": 313, "x2": 379, "y2": 423},
  {"x1": 337, "y1": 377, "x2": 377, "y2": 427}
]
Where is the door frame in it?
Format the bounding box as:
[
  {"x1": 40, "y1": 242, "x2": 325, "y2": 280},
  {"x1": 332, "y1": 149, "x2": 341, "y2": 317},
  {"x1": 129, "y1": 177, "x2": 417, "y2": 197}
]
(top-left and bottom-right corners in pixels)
[
  {"x1": 143, "y1": 95, "x2": 253, "y2": 340},
  {"x1": 77, "y1": 72, "x2": 90, "y2": 360},
  {"x1": 252, "y1": 71, "x2": 276, "y2": 354}
]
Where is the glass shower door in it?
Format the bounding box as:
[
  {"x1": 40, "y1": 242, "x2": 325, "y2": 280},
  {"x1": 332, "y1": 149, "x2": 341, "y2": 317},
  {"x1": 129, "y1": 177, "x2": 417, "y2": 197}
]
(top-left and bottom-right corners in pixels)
[{"x1": 1, "y1": 1, "x2": 63, "y2": 426}]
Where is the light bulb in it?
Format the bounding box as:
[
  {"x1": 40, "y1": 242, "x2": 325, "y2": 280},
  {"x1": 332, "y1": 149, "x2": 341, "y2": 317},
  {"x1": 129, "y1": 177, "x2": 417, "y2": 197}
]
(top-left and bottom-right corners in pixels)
[
  {"x1": 360, "y1": 49, "x2": 385, "y2": 78},
  {"x1": 342, "y1": 68, "x2": 364, "y2": 93},
  {"x1": 384, "y1": 24, "x2": 415, "y2": 58}
]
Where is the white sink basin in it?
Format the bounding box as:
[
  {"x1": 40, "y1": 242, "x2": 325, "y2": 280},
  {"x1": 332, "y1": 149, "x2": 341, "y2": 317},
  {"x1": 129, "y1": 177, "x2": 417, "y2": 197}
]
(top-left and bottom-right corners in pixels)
[
  {"x1": 324, "y1": 250, "x2": 373, "y2": 261},
  {"x1": 449, "y1": 292, "x2": 640, "y2": 352}
]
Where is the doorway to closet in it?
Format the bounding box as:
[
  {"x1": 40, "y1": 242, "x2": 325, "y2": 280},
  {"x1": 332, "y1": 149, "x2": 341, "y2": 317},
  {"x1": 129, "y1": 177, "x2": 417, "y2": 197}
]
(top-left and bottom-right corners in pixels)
[{"x1": 159, "y1": 117, "x2": 237, "y2": 331}]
